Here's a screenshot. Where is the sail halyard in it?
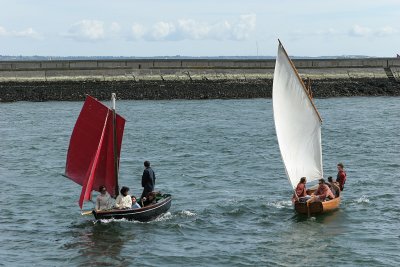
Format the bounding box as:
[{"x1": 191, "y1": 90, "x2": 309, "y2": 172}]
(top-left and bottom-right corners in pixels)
[{"x1": 273, "y1": 40, "x2": 324, "y2": 189}]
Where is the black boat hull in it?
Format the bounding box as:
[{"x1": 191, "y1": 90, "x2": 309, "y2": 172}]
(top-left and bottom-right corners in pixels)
[{"x1": 93, "y1": 195, "x2": 172, "y2": 222}]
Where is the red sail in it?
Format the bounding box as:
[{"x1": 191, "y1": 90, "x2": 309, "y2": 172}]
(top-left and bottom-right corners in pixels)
[{"x1": 65, "y1": 96, "x2": 125, "y2": 208}]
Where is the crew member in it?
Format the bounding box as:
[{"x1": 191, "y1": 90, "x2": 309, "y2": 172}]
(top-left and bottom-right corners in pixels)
[
  {"x1": 336, "y1": 163, "x2": 347, "y2": 191},
  {"x1": 140, "y1": 161, "x2": 156, "y2": 200}
]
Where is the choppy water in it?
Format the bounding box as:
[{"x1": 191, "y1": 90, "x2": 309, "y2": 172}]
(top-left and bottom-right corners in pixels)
[{"x1": 0, "y1": 97, "x2": 399, "y2": 266}]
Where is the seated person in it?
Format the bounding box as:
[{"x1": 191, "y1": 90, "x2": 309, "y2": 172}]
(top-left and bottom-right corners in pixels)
[
  {"x1": 327, "y1": 176, "x2": 340, "y2": 197},
  {"x1": 131, "y1": 196, "x2": 141, "y2": 209},
  {"x1": 114, "y1": 186, "x2": 132, "y2": 209},
  {"x1": 292, "y1": 177, "x2": 311, "y2": 203},
  {"x1": 95, "y1": 185, "x2": 112, "y2": 211},
  {"x1": 141, "y1": 191, "x2": 157, "y2": 207},
  {"x1": 307, "y1": 178, "x2": 335, "y2": 204}
]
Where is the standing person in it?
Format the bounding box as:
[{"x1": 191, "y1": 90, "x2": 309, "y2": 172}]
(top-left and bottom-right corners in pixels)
[
  {"x1": 141, "y1": 161, "x2": 156, "y2": 200},
  {"x1": 95, "y1": 185, "x2": 112, "y2": 211},
  {"x1": 292, "y1": 177, "x2": 310, "y2": 203},
  {"x1": 336, "y1": 162, "x2": 347, "y2": 191}
]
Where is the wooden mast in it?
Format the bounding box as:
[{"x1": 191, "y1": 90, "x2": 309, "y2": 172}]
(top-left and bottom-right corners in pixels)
[{"x1": 111, "y1": 93, "x2": 119, "y2": 197}]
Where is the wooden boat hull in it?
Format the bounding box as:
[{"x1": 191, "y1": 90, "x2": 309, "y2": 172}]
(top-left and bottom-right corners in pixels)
[
  {"x1": 93, "y1": 195, "x2": 172, "y2": 222},
  {"x1": 294, "y1": 197, "x2": 341, "y2": 215}
]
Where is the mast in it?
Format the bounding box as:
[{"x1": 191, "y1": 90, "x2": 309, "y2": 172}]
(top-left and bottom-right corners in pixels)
[{"x1": 112, "y1": 93, "x2": 119, "y2": 197}]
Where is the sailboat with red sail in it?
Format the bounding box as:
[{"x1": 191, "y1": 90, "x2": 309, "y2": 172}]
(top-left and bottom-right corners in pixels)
[{"x1": 65, "y1": 94, "x2": 172, "y2": 221}]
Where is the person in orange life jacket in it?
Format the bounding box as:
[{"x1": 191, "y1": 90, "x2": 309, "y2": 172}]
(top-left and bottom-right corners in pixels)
[{"x1": 292, "y1": 177, "x2": 311, "y2": 203}]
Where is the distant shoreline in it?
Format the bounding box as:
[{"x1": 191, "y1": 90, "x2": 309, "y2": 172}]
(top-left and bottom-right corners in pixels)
[{"x1": 1, "y1": 78, "x2": 399, "y2": 102}]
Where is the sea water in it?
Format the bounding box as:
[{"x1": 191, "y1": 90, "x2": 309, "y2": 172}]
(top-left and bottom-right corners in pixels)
[{"x1": 0, "y1": 97, "x2": 399, "y2": 266}]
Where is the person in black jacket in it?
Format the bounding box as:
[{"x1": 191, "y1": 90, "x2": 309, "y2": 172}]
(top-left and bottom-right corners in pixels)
[{"x1": 140, "y1": 161, "x2": 156, "y2": 199}]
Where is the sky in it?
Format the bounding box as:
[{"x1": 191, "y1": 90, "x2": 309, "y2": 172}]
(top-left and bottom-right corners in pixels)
[{"x1": 0, "y1": 0, "x2": 399, "y2": 57}]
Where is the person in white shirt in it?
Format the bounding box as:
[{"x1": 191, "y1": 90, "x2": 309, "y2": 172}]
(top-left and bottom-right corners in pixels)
[
  {"x1": 114, "y1": 186, "x2": 132, "y2": 209},
  {"x1": 95, "y1": 185, "x2": 112, "y2": 211}
]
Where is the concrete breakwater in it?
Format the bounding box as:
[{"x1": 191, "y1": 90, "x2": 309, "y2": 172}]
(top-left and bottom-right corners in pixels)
[{"x1": 0, "y1": 58, "x2": 399, "y2": 102}]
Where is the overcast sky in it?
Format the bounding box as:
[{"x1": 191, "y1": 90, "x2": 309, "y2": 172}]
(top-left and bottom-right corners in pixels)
[{"x1": 1, "y1": 0, "x2": 399, "y2": 57}]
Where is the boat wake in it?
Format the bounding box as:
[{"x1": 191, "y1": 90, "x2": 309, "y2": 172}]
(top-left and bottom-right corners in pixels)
[
  {"x1": 95, "y1": 213, "x2": 173, "y2": 224},
  {"x1": 153, "y1": 212, "x2": 173, "y2": 222},
  {"x1": 97, "y1": 218, "x2": 132, "y2": 224},
  {"x1": 92, "y1": 210, "x2": 195, "y2": 224},
  {"x1": 179, "y1": 210, "x2": 197, "y2": 217},
  {"x1": 266, "y1": 200, "x2": 292, "y2": 209}
]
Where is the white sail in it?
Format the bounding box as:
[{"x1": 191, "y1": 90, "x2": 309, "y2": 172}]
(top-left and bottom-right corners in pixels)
[{"x1": 272, "y1": 41, "x2": 323, "y2": 189}]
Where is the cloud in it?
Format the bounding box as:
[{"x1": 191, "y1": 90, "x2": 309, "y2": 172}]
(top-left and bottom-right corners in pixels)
[
  {"x1": 110, "y1": 22, "x2": 121, "y2": 33},
  {"x1": 0, "y1": 26, "x2": 40, "y2": 38},
  {"x1": 0, "y1": 26, "x2": 7, "y2": 36},
  {"x1": 150, "y1": 21, "x2": 176, "y2": 41},
  {"x1": 129, "y1": 14, "x2": 257, "y2": 41},
  {"x1": 349, "y1": 24, "x2": 399, "y2": 37},
  {"x1": 66, "y1": 20, "x2": 105, "y2": 41},
  {"x1": 314, "y1": 28, "x2": 338, "y2": 36},
  {"x1": 232, "y1": 14, "x2": 257, "y2": 40},
  {"x1": 131, "y1": 23, "x2": 146, "y2": 40},
  {"x1": 13, "y1": 28, "x2": 40, "y2": 38},
  {"x1": 291, "y1": 25, "x2": 398, "y2": 40},
  {"x1": 376, "y1": 26, "x2": 398, "y2": 36},
  {"x1": 349, "y1": 25, "x2": 372, "y2": 37}
]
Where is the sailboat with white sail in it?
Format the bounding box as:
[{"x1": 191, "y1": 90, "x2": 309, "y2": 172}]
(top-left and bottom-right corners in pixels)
[{"x1": 272, "y1": 40, "x2": 340, "y2": 214}]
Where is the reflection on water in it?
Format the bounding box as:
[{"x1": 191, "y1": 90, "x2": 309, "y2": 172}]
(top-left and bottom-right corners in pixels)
[{"x1": 65, "y1": 221, "x2": 134, "y2": 266}]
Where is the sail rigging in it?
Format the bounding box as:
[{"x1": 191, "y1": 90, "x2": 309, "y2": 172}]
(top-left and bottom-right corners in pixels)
[
  {"x1": 272, "y1": 41, "x2": 323, "y2": 189},
  {"x1": 65, "y1": 95, "x2": 125, "y2": 208}
]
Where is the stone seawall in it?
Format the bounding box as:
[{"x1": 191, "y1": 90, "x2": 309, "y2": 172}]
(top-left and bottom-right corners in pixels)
[
  {"x1": 1, "y1": 58, "x2": 400, "y2": 102},
  {"x1": 1, "y1": 78, "x2": 399, "y2": 102}
]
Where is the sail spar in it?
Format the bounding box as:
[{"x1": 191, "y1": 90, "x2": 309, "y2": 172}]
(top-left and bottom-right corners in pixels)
[
  {"x1": 272, "y1": 41, "x2": 323, "y2": 189},
  {"x1": 65, "y1": 96, "x2": 125, "y2": 208}
]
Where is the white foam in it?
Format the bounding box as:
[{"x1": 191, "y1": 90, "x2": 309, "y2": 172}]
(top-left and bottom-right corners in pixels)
[
  {"x1": 180, "y1": 210, "x2": 197, "y2": 217},
  {"x1": 93, "y1": 211, "x2": 174, "y2": 224},
  {"x1": 355, "y1": 195, "x2": 370, "y2": 203},
  {"x1": 97, "y1": 218, "x2": 133, "y2": 224},
  {"x1": 267, "y1": 200, "x2": 292, "y2": 209},
  {"x1": 153, "y1": 212, "x2": 173, "y2": 222}
]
